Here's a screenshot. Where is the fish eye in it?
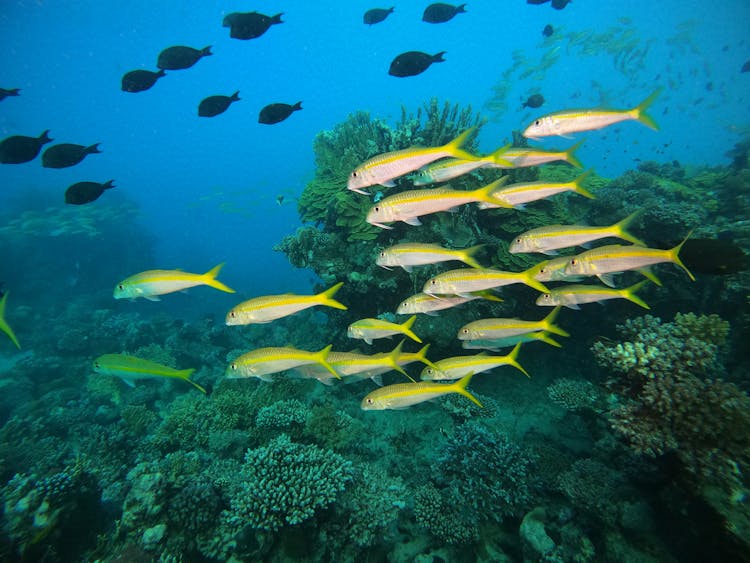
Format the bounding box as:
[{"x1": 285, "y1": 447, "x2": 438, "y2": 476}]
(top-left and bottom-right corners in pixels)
[
  {"x1": 570, "y1": 259, "x2": 577, "y2": 265},
  {"x1": 516, "y1": 238, "x2": 522, "y2": 243},
  {"x1": 366, "y1": 398, "x2": 374, "y2": 404},
  {"x1": 229, "y1": 311, "x2": 236, "y2": 317},
  {"x1": 462, "y1": 328, "x2": 469, "y2": 334},
  {"x1": 379, "y1": 251, "x2": 385, "y2": 257},
  {"x1": 430, "y1": 279, "x2": 436, "y2": 285},
  {"x1": 374, "y1": 206, "x2": 380, "y2": 212},
  {"x1": 351, "y1": 171, "x2": 357, "y2": 177},
  {"x1": 94, "y1": 362, "x2": 99, "y2": 368},
  {"x1": 230, "y1": 363, "x2": 237, "y2": 370},
  {"x1": 117, "y1": 284, "x2": 124, "y2": 290}
]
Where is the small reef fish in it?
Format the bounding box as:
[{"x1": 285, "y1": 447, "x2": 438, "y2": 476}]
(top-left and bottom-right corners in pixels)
[
  {"x1": 536, "y1": 280, "x2": 651, "y2": 310},
  {"x1": 423, "y1": 263, "x2": 550, "y2": 296},
  {"x1": 329, "y1": 342, "x2": 409, "y2": 379},
  {"x1": 396, "y1": 291, "x2": 502, "y2": 316},
  {"x1": 348, "y1": 315, "x2": 422, "y2": 344},
  {"x1": 157, "y1": 45, "x2": 212, "y2": 70},
  {"x1": 542, "y1": 24, "x2": 554, "y2": 37},
  {"x1": 0, "y1": 88, "x2": 20, "y2": 101},
  {"x1": 225, "y1": 282, "x2": 347, "y2": 325},
  {"x1": 65, "y1": 180, "x2": 115, "y2": 205},
  {"x1": 366, "y1": 179, "x2": 509, "y2": 228},
  {"x1": 742, "y1": 60, "x2": 750, "y2": 73},
  {"x1": 478, "y1": 170, "x2": 594, "y2": 209},
  {"x1": 462, "y1": 331, "x2": 561, "y2": 351},
  {"x1": 199, "y1": 92, "x2": 240, "y2": 117},
  {"x1": 509, "y1": 210, "x2": 644, "y2": 255},
  {"x1": 564, "y1": 237, "x2": 696, "y2": 283},
  {"x1": 114, "y1": 263, "x2": 235, "y2": 301},
  {"x1": 226, "y1": 345, "x2": 338, "y2": 381},
  {"x1": 361, "y1": 371, "x2": 482, "y2": 410},
  {"x1": 458, "y1": 306, "x2": 569, "y2": 340},
  {"x1": 364, "y1": 7, "x2": 394, "y2": 25},
  {"x1": 522, "y1": 89, "x2": 661, "y2": 139},
  {"x1": 533, "y1": 256, "x2": 586, "y2": 283},
  {"x1": 389, "y1": 51, "x2": 446, "y2": 78},
  {"x1": 0, "y1": 130, "x2": 52, "y2": 164},
  {"x1": 223, "y1": 12, "x2": 283, "y2": 40},
  {"x1": 42, "y1": 143, "x2": 101, "y2": 169},
  {"x1": 412, "y1": 145, "x2": 509, "y2": 185},
  {"x1": 0, "y1": 292, "x2": 20, "y2": 349},
  {"x1": 348, "y1": 126, "x2": 477, "y2": 193},
  {"x1": 552, "y1": 0, "x2": 571, "y2": 9},
  {"x1": 522, "y1": 94, "x2": 545, "y2": 109},
  {"x1": 121, "y1": 69, "x2": 165, "y2": 93},
  {"x1": 422, "y1": 3, "x2": 467, "y2": 23},
  {"x1": 259, "y1": 102, "x2": 303, "y2": 125},
  {"x1": 495, "y1": 141, "x2": 584, "y2": 169},
  {"x1": 421, "y1": 343, "x2": 529, "y2": 381},
  {"x1": 92, "y1": 354, "x2": 205, "y2": 393},
  {"x1": 377, "y1": 243, "x2": 484, "y2": 271}
]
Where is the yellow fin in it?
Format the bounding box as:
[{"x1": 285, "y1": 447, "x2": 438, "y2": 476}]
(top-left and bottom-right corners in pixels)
[
  {"x1": 450, "y1": 372, "x2": 483, "y2": 408},
  {"x1": 202, "y1": 263, "x2": 236, "y2": 294},
  {"x1": 612, "y1": 210, "x2": 645, "y2": 246},
  {"x1": 632, "y1": 88, "x2": 661, "y2": 131},
  {"x1": 506, "y1": 343, "x2": 530, "y2": 378},
  {"x1": 0, "y1": 292, "x2": 20, "y2": 349},
  {"x1": 444, "y1": 126, "x2": 480, "y2": 161},
  {"x1": 669, "y1": 230, "x2": 696, "y2": 281},
  {"x1": 318, "y1": 281, "x2": 348, "y2": 310},
  {"x1": 177, "y1": 368, "x2": 207, "y2": 393}
]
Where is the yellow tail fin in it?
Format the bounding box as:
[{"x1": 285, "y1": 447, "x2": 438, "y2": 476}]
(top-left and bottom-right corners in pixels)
[
  {"x1": 0, "y1": 293, "x2": 20, "y2": 349},
  {"x1": 669, "y1": 230, "x2": 696, "y2": 281},
  {"x1": 451, "y1": 372, "x2": 483, "y2": 408},
  {"x1": 388, "y1": 340, "x2": 412, "y2": 380},
  {"x1": 622, "y1": 280, "x2": 651, "y2": 310},
  {"x1": 541, "y1": 306, "x2": 570, "y2": 337},
  {"x1": 506, "y1": 343, "x2": 531, "y2": 378},
  {"x1": 523, "y1": 262, "x2": 551, "y2": 293},
  {"x1": 612, "y1": 210, "x2": 645, "y2": 246},
  {"x1": 571, "y1": 170, "x2": 596, "y2": 199},
  {"x1": 317, "y1": 282, "x2": 348, "y2": 310},
  {"x1": 632, "y1": 89, "x2": 661, "y2": 131},
  {"x1": 564, "y1": 140, "x2": 585, "y2": 169},
  {"x1": 177, "y1": 368, "x2": 207, "y2": 393},
  {"x1": 203, "y1": 263, "x2": 236, "y2": 294},
  {"x1": 400, "y1": 315, "x2": 422, "y2": 343},
  {"x1": 315, "y1": 344, "x2": 340, "y2": 379},
  {"x1": 460, "y1": 245, "x2": 485, "y2": 269}
]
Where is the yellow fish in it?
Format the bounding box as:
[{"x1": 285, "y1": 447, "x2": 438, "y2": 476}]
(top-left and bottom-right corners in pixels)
[
  {"x1": 478, "y1": 170, "x2": 594, "y2": 210},
  {"x1": 536, "y1": 280, "x2": 651, "y2": 310},
  {"x1": 396, "y1": 290, "x2": 502, "y2": 315},
  {"x1": 361, "y1": 371, "x2": 482, "y2": 410},
  {"x1": 114, "y1": 263, "x2": 235, "y2": 301},
  {"x1": 347, "y1": 127, "x2": 479, "y2": 194},
  {"x1": 423, "y1": 263, "x2": 550, "y2": 296},
  {"x1": 0, "y1": 292, "x2": 20, "y2": 349},
  {"x1": 348, "y1": 315, "x2": 421, "y2": 344},
  {"x1": 523, "y1": 89, "x2": 661, "y2": 139},
  {"x1": 458, "y1": 306, "x2": 569, "y2": 340},
  {"x1": 564, "y1": 235, "x2": 695, "y2": 284},
  {"x1": 226, "y1": 345, "x2": 338, "y2": 381},
  {"x1": 366, "y1": 179, "x2": 510, "y2": 228},
  {"x1": 421, "y1": 343, "x2": 529, "y2": 381},
  {"x1": 412, "y1": 145, "x2": 509, "y2": 185},
  {"x1": 226, "y1": 282, "x2": 347, "y2": 325},
  {"x1": 461, "y1": 331, "x2": 562, "y2": 351},
  {"x1": 509, "y1": 210, "x2": 644, "y2": 255},
  {"x1": 494, "y1": 141, "x2": 584, "y2": 169},
  {"x1": 376, "y1": 243, "x2": 484, "y2": 271},
  {"x1": 92, "y1": 354, "x2": 205, "y2": 393}
]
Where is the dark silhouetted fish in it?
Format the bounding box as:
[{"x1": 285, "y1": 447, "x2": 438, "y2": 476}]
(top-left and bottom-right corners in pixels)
[
  {"x1": 542, "y1": 24, "x2": 554, "y2": 37},
  {"x1": 121, "y1": 69, "x2": 166, "y2": 92},
  {"x1": 157, "y1": 45, "x2": 212, "y2": 70},
  {"x1": 676, "y1": 238, "x2": 748, "y2": 275},
  {"x1": 742, "y1": 60, "x2": 750, "y2": 73},
  {"x1": 199, "y1": 91, "x2": 241, "y2": 117},
  {"x1": 0, "y1": 88, "x2": 20, "y2": 101},
  {"x1": 42, "y1": 143, "x2": 101, "y2": 168},
  {"x1": 0, "y1": 130, "x2": 52, "y2": 164},
  {"x1": 259, "y1": 101, "x2": 303, "y2": 125},
  {"x1": 65, "y1": 180, "x2": 115, "y2": 205},
  {"x1": 423, "y1": 3, "x2": 466, "y2": 23},
  {"x1": 389, "y1": 51, "x2": 446, "y2": 77},
  {"x1": 527, "y1": 0, "x2": 550, "y2": 4},
  {"x1": 522, "y1": 93, "x2": 545, "y2": 109},
  {"x1": 551, "y1": 0, "x2": 571, "y2": 9},
  {"x1": 364, "y1": 7, "x2": 394, "y2": 25},
  {"x1": 223, "y1": 12, "x2": 283, "y2": 40}
]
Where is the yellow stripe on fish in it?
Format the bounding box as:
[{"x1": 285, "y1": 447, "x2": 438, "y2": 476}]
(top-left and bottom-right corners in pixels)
[
  {"x1": 377, "y1": 242, "x2": 484, "y2": 271},
  {"x1": 361, "y1": 371, "x2": 482, "y2": 410},
  {"x1": 114, "y1": 262, "x2": 235, "y2": 301},
  {"x1": 478, "y1": 170, "x2": 594, "y2": 210},
  {"x1": 509, "y1": 210, "x2": 644, "y2": 255},
  {"x1": 0, "y1": 292, "x2": 20, "y2": 349},
  {"x1": 366, "y1": 178, "x2": 511, "y2": 228},
  {"x1": 564, "y1": 233, "x2": 695, "y2": 283},
  {"x1": 462, "y1": 331, "x2": 562, "y2": 351},
  {"x1": 421, "y1": 343, "x2": 529, "y2": 381},
  {"x1": 348, "y1": 314, "x2": 421, "y2": 344},
  {"x1": 226, "y1": 345, "x2": 338, "y2": 381},
  {"x1": 493, "y1": 141, "x2": 584, "y2": 169},
  {"x1": 458, "y1": 306, "x2": 569, "y2": 340},
  {"x1": 92, "y1": 353, "x2": 205, "y2": 393},
  {"x1": 412, "y1": 145, "x2": 510, "y2": 185},
  {"x1": 347, "y1": 126, "x2": 480, "y2": 194},
  {"x1": 536, "y1": 280, "x2": 651, "y2": 310},
  {"x1": 423, "y1": 262, "x2": 550, "y2": 296},
  {"x1": 225, "y1": 282, "x2": 347, "y2": 325},
  {"x1": 522, "y1": 89, "x2": 661, "y2": 139},
  {"x1": 396, "y1": 290, "x2": 502, "y2": 315}
]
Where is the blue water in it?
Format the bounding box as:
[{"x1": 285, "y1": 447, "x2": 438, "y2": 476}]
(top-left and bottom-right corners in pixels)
[{"x1": 2, "y1": 2, "x2": 750, "y2": 561}]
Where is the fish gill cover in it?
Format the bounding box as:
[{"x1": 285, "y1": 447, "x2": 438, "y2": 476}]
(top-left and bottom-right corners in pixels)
[{"x1": 0, "y1": 1, "x2": 749, "y2": 562}]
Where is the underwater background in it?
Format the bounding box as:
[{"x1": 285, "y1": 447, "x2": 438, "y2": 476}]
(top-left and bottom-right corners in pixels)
[{"x1": 1, "y1": 0, "x2": 750, "y2": 561}]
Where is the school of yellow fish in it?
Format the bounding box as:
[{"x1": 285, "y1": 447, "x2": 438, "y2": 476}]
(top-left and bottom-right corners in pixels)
[{"x1": 19, "y1": 89, "x2": 694, "y2": 411}]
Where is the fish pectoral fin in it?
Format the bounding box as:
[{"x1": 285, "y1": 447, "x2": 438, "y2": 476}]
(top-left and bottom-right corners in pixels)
[
  {"x1": 402, "y1": 265, "x2": 413, "y2": 273},
  {"x1": 119, "y1": 377, "x2": 136, "y2": 388},
  {"x1": 597, "y1": 273, "x2": 617, "y2": 287},
  {"x1": 258, "y1": 374, "x2": 275, "y2": 382},
  {"x1": 144, "y1": 295, "x2": 161, "y2": 302},
  {"x1": 364, "y1": 338, "x2": 373, "y2": 345},
  {"x1": 370, "y1": 374, "x2": 384, "y2": 387},
  {"x1": 542, "y1": 250, "x2": 559, "y2": 256},
  {"x1": 380, "y1": 180, "x2": 397, "y2": 188},
  {"x1": 566, "y1": 303, "x2": 582, "y2": 310},
  {"x1": 403, "y1": 217, "x2": 423, "y2": 226}
]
